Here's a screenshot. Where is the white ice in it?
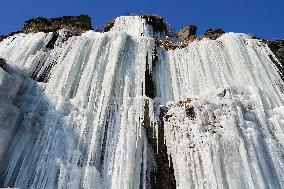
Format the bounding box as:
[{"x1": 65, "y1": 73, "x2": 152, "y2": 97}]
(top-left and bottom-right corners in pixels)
[
  {"x1": 0, "y1": 16, "x2": 283, "y2": 189},
  {"x1": 154, "y1": 33, "x2": 284, "y2": 188}
]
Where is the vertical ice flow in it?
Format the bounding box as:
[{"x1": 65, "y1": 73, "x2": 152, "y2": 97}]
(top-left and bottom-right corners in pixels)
[
  {"x1": 0, "y1": 16, "x2": 283, "y2": 189},
  {"x1": 153, "y1": 34, "x2": 284, "y2": 188}
]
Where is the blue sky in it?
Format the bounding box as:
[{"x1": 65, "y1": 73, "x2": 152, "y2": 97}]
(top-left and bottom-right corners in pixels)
[{"x1": 0, "y1": 0, "x2": 283, "y2": 39}]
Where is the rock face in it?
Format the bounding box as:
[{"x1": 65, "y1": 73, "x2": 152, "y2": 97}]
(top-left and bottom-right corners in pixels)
[
  {"x1": 103, "y1": 19, "x2": 115, "y2": 32},
  {"x1": 22, "y1": 14, "x2": 92, "y2": 33},
  {"x1": 177, "y1": 25, "x2": 197, "y2": 40},
  {"x1": 267, "y1": 40, "x2": 284, "y2": 65},
  {"x1": 0, "y1": 15, "x2": 92, "y2": 42},
  {"x1": 143, "y1": 101, "x2": 176, "y2": 189},
  {"x1": 260, "y1": 39, "x2": 284, "y2": 80},
  {"x1": 0, "y1": 57, "x2": 6, "y2": 69},
  {"x1": 203, "y1": 28, "x2": 225, "y2": 39},
  {"x1": 0, "y1": 31, "x2": 22, "y2": 42},
  {"x1": 141, "y1": 14, "x2": 168, "y2": 33},
  {"x1": 155, "y1": 36, "x2": 201, "y2": 50}
]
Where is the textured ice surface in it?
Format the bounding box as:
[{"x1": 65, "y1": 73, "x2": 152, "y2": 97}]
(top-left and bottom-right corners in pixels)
[
  {"x1": 163, "y1": 88, "x2": 284, "y2": 189},
  {"x1": 154, "y1": 33, "x2": 284, "y2": 106},
  {"x1": 0, "y1": 16, "x2": 283, "y2": 189},
  {"x1": 0, "y1": 67, "x2": 21, "y2": 164},
  {"x1": 110, "y1": 16, "x2": 154, "y2": 37},
  {"x1": 0, "y1": 20, "x2": 156, "y2": 189},
  {"x1": 154, "y1": 33, "x2": 284, "y2": 189}
]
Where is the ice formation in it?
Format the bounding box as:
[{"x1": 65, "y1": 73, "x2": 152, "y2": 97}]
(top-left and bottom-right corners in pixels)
[
  {"x1": 163, "y1": 88, "x2": 284, "y2": 188},
  {"x1": 0, "y1": 15, "x2": 283, "y2": 189}
]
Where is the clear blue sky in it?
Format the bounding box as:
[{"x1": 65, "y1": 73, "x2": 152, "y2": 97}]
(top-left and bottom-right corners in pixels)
[{"x1": 0, "y1": 0, "x2": 283, "y2": 39}]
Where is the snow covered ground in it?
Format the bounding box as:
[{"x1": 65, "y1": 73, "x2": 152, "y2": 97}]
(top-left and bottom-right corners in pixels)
[{"x1": 0, "y1": 16, "x2": 283, "y2": 189}]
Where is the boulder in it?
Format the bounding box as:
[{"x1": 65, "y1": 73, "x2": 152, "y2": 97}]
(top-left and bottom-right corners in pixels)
[{"x1": 177, "y1": 25, "x2": 197, "y2": 40}]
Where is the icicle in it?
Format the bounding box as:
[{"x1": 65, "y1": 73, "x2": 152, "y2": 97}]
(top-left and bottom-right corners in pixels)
[{"x1": 1, "y1": 16, "x2": 284, "y2": 189}]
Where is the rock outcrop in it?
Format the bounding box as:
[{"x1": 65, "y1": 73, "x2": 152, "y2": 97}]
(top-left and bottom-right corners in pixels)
[
  {"x1": 156, "y1": 26, "x2": 226, "y2": 50},
  {"x1": 155, "y1": 36, "x2": 201, "y2": 50},
  {"x1": 203, "y1": 28, "x2": 225, "y2": 40},
  {"x1": 22, "y1": 14, "x2": 92, "y2": 33},
  {"x1": 177, "y1": 25, "x2": 197, "y2": 40},
  {"x1": 0, "y1": 31, "x2": 22, "y2": 42},
  {"x1": 103, "y1": 19, "x2": 115, "y2": 32},
  {"x1": 266, "y1": 40, "x2": 284, "y2": 65},
  {"x1": 141, "y1": 14, "x2": 169, "y2": 34},
  {"x1": 143, "y1": 100, "x2": 176, "y2": 189},
  {"x1": 0, "y1": 57, "x2": 6, "y2": 69},
  {"x1": 265, "y1": 40, "x2": 284, "y2": 80},
  {"x1": 0, "y1": 15, "x2": 92, "y2": 43}
]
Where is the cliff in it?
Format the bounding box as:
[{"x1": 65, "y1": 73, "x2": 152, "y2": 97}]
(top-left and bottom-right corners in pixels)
[
  {"x1": 22, "y1": 14, "x2": 92, "y2": 33},
  {"x1": 0, "y1": 15, "x2": 284, "y2": 189}
]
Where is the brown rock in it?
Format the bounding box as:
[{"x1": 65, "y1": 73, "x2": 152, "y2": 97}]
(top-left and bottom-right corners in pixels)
[
  {"x1": 177, "y1": 25, "x2": 197, "y2": 40},
  {"x1": 103, "y1": 19, "x2": 115, "y2": 32},
  {"x1": 0, "y1": 35, "x2": 5, "y2": 42},
  {"x1": 155, "y1": 35, "x2": 202, "y2": 50},
  {"x1": 22, "y1": 14, "x2": 92, "y2": 34},
  {"x1": 203, "y1": 28, "x2": 225, "y2": 40}
]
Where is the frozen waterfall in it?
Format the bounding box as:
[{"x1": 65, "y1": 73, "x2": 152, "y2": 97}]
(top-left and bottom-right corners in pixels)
[{"x1": 0, "y1": 16, "x2": 284, "y2": 189}]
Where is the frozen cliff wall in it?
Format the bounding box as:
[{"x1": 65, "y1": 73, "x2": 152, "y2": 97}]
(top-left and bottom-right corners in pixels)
[
  {"x1": 154, "y1": 33, "x2": 284, "y2": 105},
  {"x1": 0, "y1": 59, "x2": 21, "y2": 166},
  {"x1": 0, "y1": 16, "x2": 159, "y2": 189},
  {"x1": 153, "y1": 31, "x2": 284, "y2": 188},
  {"x1": 162, "y1": 88, "x2": 284, "y2": 189},
  {"x1": 0, "y1": 15, "x2": 283, "y2": 189}
]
